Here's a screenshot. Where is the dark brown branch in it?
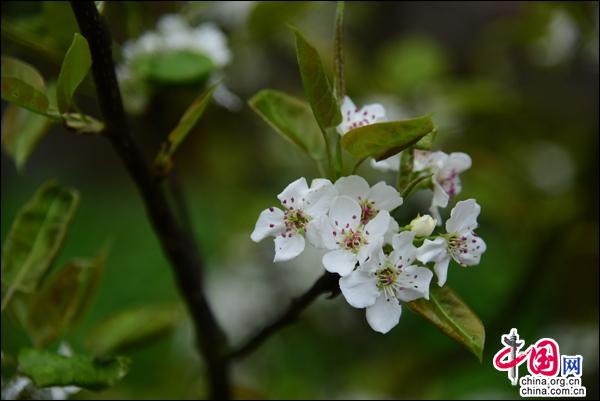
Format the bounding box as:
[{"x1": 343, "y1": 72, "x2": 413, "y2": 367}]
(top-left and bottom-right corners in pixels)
[
  {"x1": 69, "y1": 3, "x2": 230, "y2": 399},
  {"x1": 230, "y1": 272, "x2": 340, "y2": 360}
]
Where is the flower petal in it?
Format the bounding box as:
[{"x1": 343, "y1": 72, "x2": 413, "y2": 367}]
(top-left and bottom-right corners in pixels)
[
  {"x1": 367, "y1": 181, "x2": 403, "y2": 211},
  {"x1": 337, "y1": 96, "x2": 357, "y2": 135},
  {"x1": 390, "y1": 231, "x2": 417, "y2": 266},
  {"x1": 384, "y1": 217, "x2": 400, "y2": 245},
  {"x1": 431, "y1": 179, "x2": 450, "y2": 209},
  {"x1": 396, "y1": 265, "x2": 434, "y2": 302},
  {"x1": 445, "y1": 152, "x2": 471, "y2": 174},
  {"x1": 455, "y1": 232, "x2": 486, "y2": 266},
  {"x1": 416, "y1": 237, "x2": 447, "y2": 264},
  {"x1": 365, "y1": 210, "x2": 391, "y2": 240},
  {"x1": 273, "y1": 233, "x2": 305, "y2": 262},
  {"x1": 250, "y1": 207, "x2": 285, "y2": 242},
  {"x1": 322, "y1": 249, "x2": 358, "y2": 276},
  {"x1": 339, "y1": 270, "x2": 379, "y2": 308},
  {"x1": 366, "y1": 296, "x2": 402, "y2": 334},
  {"x1": 334, "y1": 176, "x2": 370, "y2": 202},
  {"x1": 445, "y1": 199, "x2": 481, "y2": 234},
  {"x1": 329, "y1": 195, "x2": 362, "y2": 231},
  {"x1": 277, "y1": 177, "x2": 309, "y2": 208},
  {"x1": 370, "y1": 153, "x2": 401, "y2": 172},
  {"x1": 303, "y1": 178, "x2": 336, "y2": 217},
  {"x1": 433, "y1": 255, "x2": 451, "y2": 286},
  {"x1": 307, "y1": 214, "x2": 338, "y2": 250}
]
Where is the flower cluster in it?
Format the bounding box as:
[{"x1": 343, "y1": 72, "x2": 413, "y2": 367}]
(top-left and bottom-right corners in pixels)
[{"x1": 251, "y1": 97, "x2": 486, "y2": 334}]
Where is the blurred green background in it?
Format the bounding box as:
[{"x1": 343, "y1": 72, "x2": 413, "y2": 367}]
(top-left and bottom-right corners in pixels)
[{"x1": 1, "y1": 1, "x2": 598, "y2": 399}]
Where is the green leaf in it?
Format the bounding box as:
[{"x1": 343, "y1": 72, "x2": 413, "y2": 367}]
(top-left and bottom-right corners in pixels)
[
  {"x1": 133, "y1": 51, "x2": 214, "y2": 84},
  {"x1": 86, "y1": 304, "x2": 181, "y2": 356},
  {"x1": 341, "y1": 115, "x2": 434, "y2": 163},
  {"x1": 249, "y1": 89, "x2": 326, "y2": 160},
  {"x1": 26, "y1": 250, "x2": 107, "y2": 347},
  {"x1": 407, "y1": 285, "x2": 485, "y2": 361},
  {"x1": 1, "y1": 182, "x2": 80, "y2": 311},
  {"x1": 293, "y1": 29, "x2": 341, "y2": 131},
  {"x1": 414, "y1": 127, "x2": 438, "y2": 150},
  {"x1": 154, "y1": 85, "x2": 216, "y2": 174},
  {"x1": 18, "y1": 349, "x2": 129, "y2": 391},
  {"x1": 1, "y1": 56, "x2": 49, "y2": 115},
  {"x1": 56, "y1": 33, "x2": 92, "y2": 114},
  {"x1": 1, "y1": 104, "x2": 53, "y2": 171},
  {"x1": 248, "y1": 2, "x2": 311, "y2": 39}
]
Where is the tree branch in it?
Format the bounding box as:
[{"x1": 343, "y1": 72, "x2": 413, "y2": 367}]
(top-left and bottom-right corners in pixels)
[
  {"x1": 69, "y1": 3, "x2": 230, "y2": 399},
  {"x1": 230, "y1": 272, "x2": 340, "y2": 360}
]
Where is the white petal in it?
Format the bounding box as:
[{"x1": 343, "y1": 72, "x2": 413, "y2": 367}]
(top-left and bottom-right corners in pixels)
[
  {"x1": 277, "y1": 177, "x2": 309, "y2": 208},
  {"x1": 303, "y1": 178, "x2": 336, "y2": 217},
  {"x1": 364, "y1": 210, "x2": 391, "y2": 240},
  {"x1": 339, "y1": 270, "x2": 379, "y2": 308},
  {"x1": 445, "y1": 152, "x2": 471, "y2": 174},
  {"x1": 307, "y1": 214, "x2": 338, "y2": 250},
  {"x1": 340, "y1": 96, "x2": 357, "y2": 118},
  {"x1": 360, "y1": 103, "x2": 387, "y2": 123},
  {"x1": 337, "y1": 96, "x2": 357, "y2": 135},
  {"x1": 416, "y1": 237, "x2": 447, "y2": 264},
  {"x1": 431, "y1": 179, "x2": 450, "y2": 209},
  {"x1": 390, "y1": 231, "x2": 417, "y2": 265},
  {"x1": 366, "y1": 296, "x2": 402, "y2": 334},
  {"x1": 429, "y1": 203, "x2": 442, "y2": 226},
  {"x1": 358, "y1": 237, "x2": 383, "y2": 265},
  {"x1": 250, "y1": 207, "x2": 285, "y2": 242},
  {"x1": 273, "y1": 234, "x2": 305, "y2": 262},
  {"x1": 433, "y1": 255, "x2": 451, "y2": 286},
  {"x1": 455, "y1": 233, "x2": 486, "y2": 266},
  {"x1": 383, "y1": 218, "x2": 400, "y2": 245},
  {"x1": 445, "y1": 199, "x2": 481, "y2": 234},
  {"x1": 322, "y1": 249, "x2": 357, "y2": 276},
  {"x1": 370, "y1": 153, "x2": 400, "y2": 172},
  {"x1": 334, "y1": 176, "x2": 370, "y2": 202},
  {"x1": 329, "y1": 195, "x2": 362, "y2": 231},
  {"x1": 396, "y1": 265, "x2": 434, "y2": 302},
  {"x1": 367, "y1": 182, "x2": 403, "y2": 211}
]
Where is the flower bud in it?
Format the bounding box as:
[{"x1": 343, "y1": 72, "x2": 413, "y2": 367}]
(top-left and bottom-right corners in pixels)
[{"x1": 409, "y1": 214, "x2": 436, "y2": 237}]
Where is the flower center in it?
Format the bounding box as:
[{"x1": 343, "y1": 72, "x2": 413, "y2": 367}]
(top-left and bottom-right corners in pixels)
[
  {"x1": 446, "y1": 233, "x2": 468, "y2": 265},
  {"x1": 284, "y1": 209, "x2": 310, "y2": 234},
  {"x1": 360, "y1": 200, "x2": 378, "y2": 225},
  {"x1": 375, "y1": 263, "x2": 401, "y2": 301},
  {"x1": 339, "y1": 228, "x2": 367, "y2": 252}
]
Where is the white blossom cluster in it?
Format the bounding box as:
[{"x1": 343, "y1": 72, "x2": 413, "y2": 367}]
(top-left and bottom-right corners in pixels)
[{"x1": 251, "y1": 97, "x2": 486, "y2": 334}]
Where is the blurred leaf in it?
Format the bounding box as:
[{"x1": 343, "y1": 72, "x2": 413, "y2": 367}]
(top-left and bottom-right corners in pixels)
[
  {"x1": 1, "y1": 104, "x2": 53, "y2": 170},
  {"x1": 248, "y1": 2, "x2": 311, "y2": 38},
  {"x1": 86, "y1": 304, "x2": 181, "y2": 356},
  {"x1": 414, "y1": 127, "x2": 438, "y2": 150},
  {"x1": 333, "y1": 1, "x2": 345, "y2": 101},
  {"x1": 407, "y1": 285, "x2": 485, "y2": 361},
  {"x1": 26, "y1": 250, "x2": 107, "y2": 347},
  {"x1": 341, "y1": 115, "x2": 434, "y2": 162},
  {"x1": 42, "y1": 1, "x2": 80, "y2": 51},
  {"x1": 133, "y1": 51, "x2": 214, "y2": 84},
  {"x1": 154, "y1": 85, "x2": 216, "y2": 174},
  {"x1": 1, "y1": 56, "x2": 49, "y2": 115},
  {"x1": 249, "y1": 89, "x2": 326, "y2": 160},
  {"x1": 62, "y1": 112, "x2": 105, "y2": 135},
  {"x1": 18, "y1": 348, "x2": 129, "y2": 391},
  {"x1": 293, "y1": 29, "x2": 341, "y2": 131},
  {"x1": 1, "y1": 182, "x2": 80, "y2": 311},
  {"x1": 56, "y1": 33, "x2": 92, "y2": 114}
]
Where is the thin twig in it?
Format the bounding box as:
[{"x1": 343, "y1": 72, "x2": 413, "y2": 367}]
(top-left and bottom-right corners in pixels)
[
  {"x1": 69, "y1": 3, "x2": 230, "y2": 399},
  {"x1": 230, "y1": 272, "x2": 340, "y2": 360}
]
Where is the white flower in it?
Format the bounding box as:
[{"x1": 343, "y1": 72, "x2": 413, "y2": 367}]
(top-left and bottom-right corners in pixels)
[
  {"x1": 337, "y1": 96, "x2": 386, "y2": 136},
  {"x1": 317, "y1": 196, "x2": 391, "y2": 276},
  {"x1": 409, "y1": 214, "x2": 436, "y2": 237},
  {"x1": 413, "y1": 150, "x2": 472, "y2": 224},
  {"x1": 251, "y1": 178, "x2": 335, "y2": 262},
  {"x1": 334, "y1": 175, "x2": 403, "y2": 225},
  {"x1": 370, "y1": 153, "x2": 401, "y2": 172},
  {"x1": 339, "y1": 231, "x2": 433, "y2": 334},
  {"x1": 416, "y1": 199, "x2": 486, "y2": 286}
]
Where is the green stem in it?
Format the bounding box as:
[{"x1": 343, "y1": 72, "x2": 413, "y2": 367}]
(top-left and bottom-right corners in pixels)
[{"x1": 402, "y1": 173, "x2": 432, "y2": 199}]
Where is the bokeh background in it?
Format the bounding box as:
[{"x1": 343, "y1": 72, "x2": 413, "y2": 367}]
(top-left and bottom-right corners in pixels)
[{"x1": 1, "y1": 1, "x2": 598, "y2": 399}]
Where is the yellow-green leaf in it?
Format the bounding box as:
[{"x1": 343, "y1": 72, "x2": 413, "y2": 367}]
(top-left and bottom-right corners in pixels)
[
  {"x1": 407, "y1": 285, "x2": 485, "y2": 361},
  {"x1": 18, "y1": 349, "x2": 129, "y2": 391},
  {"x1": 26, "y1": 250, "x2": 107, "y2": 347},
  {"x1": 1, "y1": 56, "x2": 49, "y2": 115},
  {"x1": 1, "y1": 182, "x2": 80, "y2": 311},
  {"x1": 341, "y1": 115, "x2": 434, "y2": 163},
  {"x1": 154, "y1": 85, "x2": 215, "y2": 174},
  {"x1": 249, "y1": 89, "x2": 326, "y2": 160},
  {"x1": 1, "y1": 104, "x2": 53, "y2": 171},
  {"x1": 56, "y1": 33, "x2": 92, "y2": 113},
  {"x1": 293, "y1": 29, "x2": 341, "y2": 131},
  {"x1": 86, "y1": 304, "x2": 181, "y2": 356}
]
